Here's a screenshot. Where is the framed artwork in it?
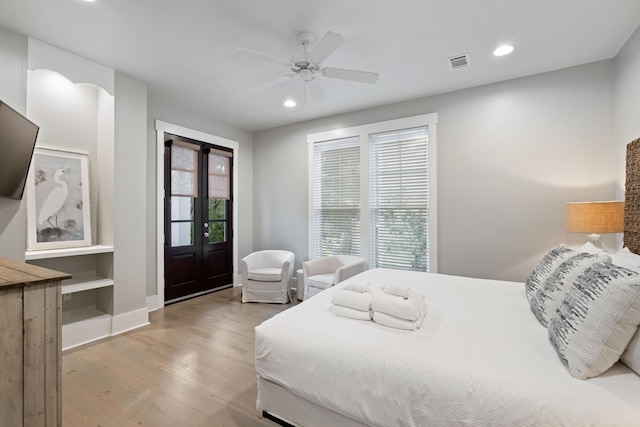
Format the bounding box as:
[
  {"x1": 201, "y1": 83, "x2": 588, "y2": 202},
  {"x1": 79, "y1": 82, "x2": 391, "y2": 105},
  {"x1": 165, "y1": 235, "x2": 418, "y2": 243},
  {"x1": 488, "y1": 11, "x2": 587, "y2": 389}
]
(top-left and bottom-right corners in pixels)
[{"x1": 26, "y1": 147, "x2": 92, "y2": 250}]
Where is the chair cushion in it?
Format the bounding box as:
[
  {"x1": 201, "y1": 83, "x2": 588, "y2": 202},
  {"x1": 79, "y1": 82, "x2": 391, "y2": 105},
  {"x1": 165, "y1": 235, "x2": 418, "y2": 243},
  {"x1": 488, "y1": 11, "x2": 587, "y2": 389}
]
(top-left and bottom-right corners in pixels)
[
  {"x1": 248, "y1": 268, "x2": 283, "y2": 282},
  {"x1": 307, "y1": 273, "x2": 336, "y2": 290}
]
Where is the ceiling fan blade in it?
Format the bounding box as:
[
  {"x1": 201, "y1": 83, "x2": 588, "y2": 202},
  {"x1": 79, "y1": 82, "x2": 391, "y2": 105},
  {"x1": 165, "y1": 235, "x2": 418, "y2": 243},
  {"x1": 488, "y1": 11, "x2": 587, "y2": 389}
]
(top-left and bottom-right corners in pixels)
[
  {"x1": 322, "y1": 67, "x2": 379, "y2": 84},
  {"x1": 305, "y1": 79, "x2": 327, "y2": 104},
  {"x1": 248, "y1": 74, "x2": 295, "y2": 92},
  {"x1": 235, "y1": 48, "x2": 293, "y2": 68},
  {"x1": 309, "y1": 31, "x2": 346, "y2": 63}
]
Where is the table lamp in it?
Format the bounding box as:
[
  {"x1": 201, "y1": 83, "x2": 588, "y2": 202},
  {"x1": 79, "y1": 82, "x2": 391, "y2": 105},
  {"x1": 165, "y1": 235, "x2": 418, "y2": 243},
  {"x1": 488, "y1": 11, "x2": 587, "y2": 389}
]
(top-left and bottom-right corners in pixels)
[{"x1": 566, "y1": 201, "x2": 624, "y2": 247}]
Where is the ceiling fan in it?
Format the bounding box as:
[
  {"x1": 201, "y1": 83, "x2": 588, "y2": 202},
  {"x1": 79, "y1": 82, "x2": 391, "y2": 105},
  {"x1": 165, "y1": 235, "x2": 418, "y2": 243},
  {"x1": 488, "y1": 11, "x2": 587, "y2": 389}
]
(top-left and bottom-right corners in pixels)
[{"x1": 236, "y1": 31, "x2": 379, "y2": 103}]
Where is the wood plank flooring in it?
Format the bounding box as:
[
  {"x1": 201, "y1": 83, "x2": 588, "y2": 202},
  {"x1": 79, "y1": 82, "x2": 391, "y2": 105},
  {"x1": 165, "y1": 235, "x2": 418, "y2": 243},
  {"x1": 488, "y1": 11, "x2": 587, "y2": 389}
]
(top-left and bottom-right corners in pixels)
[{"x1": 62, "y1": 286, "x2": 297, "y2": 427}]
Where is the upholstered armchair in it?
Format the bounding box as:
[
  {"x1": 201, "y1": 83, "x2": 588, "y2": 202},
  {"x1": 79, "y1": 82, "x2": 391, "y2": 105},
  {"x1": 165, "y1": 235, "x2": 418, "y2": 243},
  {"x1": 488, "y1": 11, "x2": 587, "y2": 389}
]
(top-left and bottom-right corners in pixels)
[
  {"x1": 240, "y1": 250, "x2": 295, "y2": 303},
  {"x1": 303, "y1": 255, "x2": 367, "y2": 300}
]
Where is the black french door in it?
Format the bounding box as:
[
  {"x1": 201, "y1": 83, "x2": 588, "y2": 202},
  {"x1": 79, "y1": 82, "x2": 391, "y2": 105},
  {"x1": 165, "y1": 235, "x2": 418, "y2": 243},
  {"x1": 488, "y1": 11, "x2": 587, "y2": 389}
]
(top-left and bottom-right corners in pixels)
[{"x1": 163, "y1": 135, "x2": 233, "y2": 303}]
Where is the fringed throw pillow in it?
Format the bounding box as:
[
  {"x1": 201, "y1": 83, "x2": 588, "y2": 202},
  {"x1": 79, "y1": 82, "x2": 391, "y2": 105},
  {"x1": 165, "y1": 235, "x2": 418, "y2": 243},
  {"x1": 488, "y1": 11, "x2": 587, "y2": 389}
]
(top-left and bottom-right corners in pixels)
[
  {"x1": 530, "y1": 252, "x2": 611, "y2": 326},
  {"x1": 525, "y1": 245, "x2": 576, "y2": 303},
  {"x1": 548, "y1": 262, "x2": 640, "y2": 379}
]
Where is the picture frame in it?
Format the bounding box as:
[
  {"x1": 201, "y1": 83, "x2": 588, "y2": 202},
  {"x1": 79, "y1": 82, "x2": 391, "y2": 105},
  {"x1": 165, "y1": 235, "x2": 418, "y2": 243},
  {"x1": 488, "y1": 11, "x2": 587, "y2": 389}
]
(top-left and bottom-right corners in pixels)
[{"x1": 26, "y1": 147, "x2": 92, "y2": 250}]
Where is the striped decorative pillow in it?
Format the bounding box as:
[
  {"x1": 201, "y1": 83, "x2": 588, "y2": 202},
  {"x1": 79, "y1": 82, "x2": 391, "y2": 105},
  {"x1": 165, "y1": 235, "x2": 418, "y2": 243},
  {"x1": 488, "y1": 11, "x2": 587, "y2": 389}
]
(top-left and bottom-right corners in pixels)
[
  {"x1": 548, "y1": 262, "x2": 640, "y2": 379},
  {"x1": 525, "y1": 245, "x2": 576, "y2": 303},
  {"x1": 530, "y1": 252, "x2": 611, "y2": 326}
]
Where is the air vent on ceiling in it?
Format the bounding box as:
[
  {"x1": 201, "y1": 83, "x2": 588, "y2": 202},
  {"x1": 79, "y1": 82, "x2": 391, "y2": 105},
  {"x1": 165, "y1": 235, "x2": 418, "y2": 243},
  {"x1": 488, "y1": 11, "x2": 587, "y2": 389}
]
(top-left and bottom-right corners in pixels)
[{"x1": 448, "y1": 53, "x2": 470, "y2": 71}]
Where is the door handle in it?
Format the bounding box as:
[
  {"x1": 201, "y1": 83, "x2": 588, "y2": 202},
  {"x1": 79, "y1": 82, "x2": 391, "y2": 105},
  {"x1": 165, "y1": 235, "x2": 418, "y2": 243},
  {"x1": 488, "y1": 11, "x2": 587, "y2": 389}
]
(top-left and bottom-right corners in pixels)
[{"x1": 204, "y1": 232, "x2": 209, "y2": 238}]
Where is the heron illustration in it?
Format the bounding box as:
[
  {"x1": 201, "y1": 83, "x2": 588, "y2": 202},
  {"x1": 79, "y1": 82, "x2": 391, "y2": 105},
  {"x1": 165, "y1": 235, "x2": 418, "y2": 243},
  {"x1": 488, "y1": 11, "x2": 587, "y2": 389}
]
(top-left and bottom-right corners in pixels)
[{"x1": 38, "y1": 168, "x2": 69, "y2": 229}]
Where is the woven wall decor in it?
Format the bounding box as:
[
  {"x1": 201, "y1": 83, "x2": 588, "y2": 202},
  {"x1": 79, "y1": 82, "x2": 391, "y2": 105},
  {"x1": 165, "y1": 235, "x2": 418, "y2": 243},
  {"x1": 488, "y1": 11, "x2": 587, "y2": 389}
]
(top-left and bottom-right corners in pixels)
[{"x1": 624, "y1": 138, "x2": 640, "y2": 254}]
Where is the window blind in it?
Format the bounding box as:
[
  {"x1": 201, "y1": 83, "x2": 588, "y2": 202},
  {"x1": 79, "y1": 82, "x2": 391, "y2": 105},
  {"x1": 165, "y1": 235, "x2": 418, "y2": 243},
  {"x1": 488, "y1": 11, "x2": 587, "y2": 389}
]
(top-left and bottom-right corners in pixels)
[
  {"x1": 208, "y1": 151, "x2": 230, "y2": 200},
  {"x1": 171, "y1": 141, "x2": 199, "y2": 197},
  {"x1": 312, "y1": 137, "x2": 361, "y2": 257},
  {"x1": 369, "y1": 127, "x2": 429, "y2": 271}
]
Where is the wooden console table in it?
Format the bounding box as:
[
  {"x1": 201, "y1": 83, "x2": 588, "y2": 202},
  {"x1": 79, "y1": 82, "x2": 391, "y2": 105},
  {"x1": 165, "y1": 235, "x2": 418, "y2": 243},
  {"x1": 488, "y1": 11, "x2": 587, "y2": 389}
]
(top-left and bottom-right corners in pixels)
[{"x1": 0, "y1": 257, "x2": 70, "y2": 427}]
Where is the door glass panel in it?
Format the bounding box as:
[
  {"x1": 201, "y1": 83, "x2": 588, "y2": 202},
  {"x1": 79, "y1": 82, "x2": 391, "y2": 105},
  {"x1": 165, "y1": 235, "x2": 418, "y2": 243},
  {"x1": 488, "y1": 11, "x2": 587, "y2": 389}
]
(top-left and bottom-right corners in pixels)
[
  {"x1": 208, "y1": 221, "x2": 225, "y2": 243},
  {"x1": 171, "y1": 222, "x2": 194, "y2": 247},
  {"x1": 208, "y1": 198, "x2": 226, "y2": 220},
  {"x1": 171, "y1": 196, "x2": 194, "y2": 221}
]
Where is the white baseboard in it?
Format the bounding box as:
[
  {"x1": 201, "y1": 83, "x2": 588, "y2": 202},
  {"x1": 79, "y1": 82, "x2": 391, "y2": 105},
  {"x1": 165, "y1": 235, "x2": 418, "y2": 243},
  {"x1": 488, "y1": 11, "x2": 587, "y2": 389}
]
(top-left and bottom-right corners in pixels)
[
  {"x1": 62, "y1": 314, "x2": 111, "y2": 351},
  {"x1": 111, "y1": 307, "x2": 150, "y2": 336},
  {"x1": 146, "y1": 294, "x2": 161, "y2": 311}
]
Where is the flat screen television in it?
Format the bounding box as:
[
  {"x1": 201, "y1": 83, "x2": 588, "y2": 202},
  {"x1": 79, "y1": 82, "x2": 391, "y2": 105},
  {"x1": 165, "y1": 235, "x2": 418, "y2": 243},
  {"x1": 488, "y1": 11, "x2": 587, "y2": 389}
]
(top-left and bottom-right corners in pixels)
[{"x1": 0, "y1": 100, "x2": 40, "y2": 200}]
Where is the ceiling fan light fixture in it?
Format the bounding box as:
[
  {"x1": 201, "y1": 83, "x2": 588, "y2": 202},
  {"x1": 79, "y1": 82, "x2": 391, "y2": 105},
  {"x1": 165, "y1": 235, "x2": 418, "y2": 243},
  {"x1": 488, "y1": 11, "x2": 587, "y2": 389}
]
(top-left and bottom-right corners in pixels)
[
  {"x1": 493, "y1": 44, "x2": 514, "y2": 56},
  {"x1": 283, "y1": 99, "x2": 297, "y2": 108},
  {"x1": 237, "y1": 30, "x2": 378, "y2": 102}
]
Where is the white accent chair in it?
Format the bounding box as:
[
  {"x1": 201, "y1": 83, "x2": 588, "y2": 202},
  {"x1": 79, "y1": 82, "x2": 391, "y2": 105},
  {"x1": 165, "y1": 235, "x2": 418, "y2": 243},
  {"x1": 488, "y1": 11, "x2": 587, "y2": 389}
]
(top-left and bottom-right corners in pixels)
[
  {"x1": 241, "y1": 250, "x2": 295, "y2": 303},
  {"x1": 303, "y1": 255, "x2": 367, "y2": 300}
]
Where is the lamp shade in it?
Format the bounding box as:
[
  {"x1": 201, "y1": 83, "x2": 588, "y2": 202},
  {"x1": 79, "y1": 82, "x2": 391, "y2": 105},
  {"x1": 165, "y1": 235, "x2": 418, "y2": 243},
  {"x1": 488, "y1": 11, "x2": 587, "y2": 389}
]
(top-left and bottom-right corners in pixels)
[{"x1": 566, "y1": 201, "x2": 624, "y2": 233}]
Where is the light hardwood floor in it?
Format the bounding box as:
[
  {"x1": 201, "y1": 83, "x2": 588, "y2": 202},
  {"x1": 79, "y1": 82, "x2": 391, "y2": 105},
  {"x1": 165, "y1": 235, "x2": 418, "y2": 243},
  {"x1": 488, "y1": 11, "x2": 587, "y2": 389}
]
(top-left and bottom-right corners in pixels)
[{"x1": 62, "y1": 286, "x2": 297, "y2": 427}]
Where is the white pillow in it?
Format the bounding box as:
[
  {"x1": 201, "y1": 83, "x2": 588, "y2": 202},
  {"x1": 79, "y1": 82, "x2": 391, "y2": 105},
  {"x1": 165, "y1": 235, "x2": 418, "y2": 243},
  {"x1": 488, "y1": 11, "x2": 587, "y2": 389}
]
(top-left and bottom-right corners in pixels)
[
  {"x1": 525, "y1": 245, "x2": 576, "y2": 303},
  {"x1": 547, "y1": 262, "x2": 640, "y2": 379},
  {"x1": 615, "y1": 249, "x2": 640, "y2": 375},
  {"x1": 578, "y1": 241, "x2": 606, "y2": 254},
  {"x1": 611, "y1": 247, "x2": 640, "y2": 271},
  {"x1": 621, "y1": 328, "x2": 640, "y2": 376},
  {"x1": 529, "y1": 253, "x2": 611, "y2": 326}
]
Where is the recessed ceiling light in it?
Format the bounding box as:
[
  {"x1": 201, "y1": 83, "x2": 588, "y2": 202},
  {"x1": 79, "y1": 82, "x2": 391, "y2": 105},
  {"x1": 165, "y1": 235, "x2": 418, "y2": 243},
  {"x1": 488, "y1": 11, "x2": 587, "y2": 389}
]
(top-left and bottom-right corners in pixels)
[
  {"x1": 284, "y1": 99, "x2": 296, "y2": 108},
  {"x1": 493, "y1": 45, "x2": 514, "y2": 57}
]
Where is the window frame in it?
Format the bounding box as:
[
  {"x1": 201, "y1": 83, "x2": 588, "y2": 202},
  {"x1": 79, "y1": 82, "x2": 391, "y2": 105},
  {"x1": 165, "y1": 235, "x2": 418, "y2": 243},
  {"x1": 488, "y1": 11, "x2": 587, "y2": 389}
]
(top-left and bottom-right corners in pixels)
[{"x1": 307, "y1": 113, "x2": 438, "y2": 272}]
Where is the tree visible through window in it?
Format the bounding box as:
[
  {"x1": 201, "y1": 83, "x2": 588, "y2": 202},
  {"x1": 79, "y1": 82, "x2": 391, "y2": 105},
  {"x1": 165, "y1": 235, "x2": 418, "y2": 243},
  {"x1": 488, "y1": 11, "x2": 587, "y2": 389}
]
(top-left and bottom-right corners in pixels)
[
  {"x1": 312, "y1": 137, "x2": 361, "y2": 256},
  {"x1": 369, "y1": 127, "x2": 429, "y2": 271}
]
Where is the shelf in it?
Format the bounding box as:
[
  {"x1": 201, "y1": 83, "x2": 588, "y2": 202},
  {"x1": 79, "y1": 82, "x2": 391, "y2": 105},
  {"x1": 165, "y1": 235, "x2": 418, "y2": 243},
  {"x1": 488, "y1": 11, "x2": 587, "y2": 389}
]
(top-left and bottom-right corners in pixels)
[
  {"x1": 25, "y1": 245, "x2": 114, "y2": 260},
  {"x1": 62, "y1": 306, "x2": 110, "y2": 325},
  {"x1": 62, "y1": 307, "x2": 112, "y2": 350},
  {"x1": 61, "y1": 277, "x2": 114, "y2": 295}
]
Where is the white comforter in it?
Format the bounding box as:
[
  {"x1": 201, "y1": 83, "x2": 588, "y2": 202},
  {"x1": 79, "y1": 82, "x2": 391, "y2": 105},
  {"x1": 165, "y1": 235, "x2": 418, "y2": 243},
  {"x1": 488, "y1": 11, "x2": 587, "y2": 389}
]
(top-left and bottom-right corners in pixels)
[{"x1": 255, "y1": 268, "x2": 640, "y2": 427}]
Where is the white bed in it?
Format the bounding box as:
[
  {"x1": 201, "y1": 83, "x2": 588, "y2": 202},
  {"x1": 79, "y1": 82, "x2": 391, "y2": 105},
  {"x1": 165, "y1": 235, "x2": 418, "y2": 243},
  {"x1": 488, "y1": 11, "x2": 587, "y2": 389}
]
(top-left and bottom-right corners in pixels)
[{"x1": 255, "y1": 268, "x2": 640, "y2": 427}]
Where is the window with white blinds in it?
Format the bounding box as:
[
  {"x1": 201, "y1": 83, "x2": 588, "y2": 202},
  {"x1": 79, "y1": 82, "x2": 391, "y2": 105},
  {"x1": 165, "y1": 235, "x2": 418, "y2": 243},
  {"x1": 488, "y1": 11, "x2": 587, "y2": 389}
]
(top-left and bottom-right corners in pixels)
[
  {"x1": 369, "y1": 127, "x2": 429, "y2": 271},
  {"x1": 308, "y1": 113, "x2": 438, "y2": 271},
  {"x1": 312, "y1": 137, "x2": 361, "y2": 257}
]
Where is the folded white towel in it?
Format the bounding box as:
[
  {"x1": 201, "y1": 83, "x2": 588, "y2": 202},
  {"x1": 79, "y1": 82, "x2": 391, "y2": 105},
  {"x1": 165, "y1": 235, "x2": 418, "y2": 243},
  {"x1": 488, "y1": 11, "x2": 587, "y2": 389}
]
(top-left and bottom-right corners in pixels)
[
  {"x1": 330, "y1": 304, "x2": 372, "y2": 321},
  {"x1": 407, "y1": 290, "x2": 428, "y2": 320},
  {"x1": 343, "y1": 281, "x2": 369, "y2": 293},
  {"x1": 373, "y1": 311, "x2": 423, "y2": 330},
  {"x1": 332, "y1": 289, "x2": 373, "y2": 312},
  {"x1": 384, "y1": 283, "x2": 411, "y2": 298},
  {"x1": 371, "y1": 291, "x2": 428, "y2": 322}
]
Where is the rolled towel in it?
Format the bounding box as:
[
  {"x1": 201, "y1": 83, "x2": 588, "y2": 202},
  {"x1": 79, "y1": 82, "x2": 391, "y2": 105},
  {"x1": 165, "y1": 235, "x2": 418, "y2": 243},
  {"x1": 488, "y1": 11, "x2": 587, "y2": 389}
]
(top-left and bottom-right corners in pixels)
[
  {"x1": 332, "y1": 289, "x2": 373, "y2": 312},
  {"x1": 384, "y1": 283, "x2": 411, "y2": 298},
  {"x1": 343, "y1": 281, "x2": 370, "y2": 293},
  {"x1": 407, "y1": 290, "x2": 428, "y2": 321},
  {"x1": 373, "y1": 311, "x2": 423, "y2": 331},
  {"x1": 372, "y1": 292, "x2": 428, "y2": 322},
  {"x1": 330, "y1": 304, "x2": 372, "y2": 321},
  {"x1": 343, "y1": 281, "x2": 384, "y2": 294}
]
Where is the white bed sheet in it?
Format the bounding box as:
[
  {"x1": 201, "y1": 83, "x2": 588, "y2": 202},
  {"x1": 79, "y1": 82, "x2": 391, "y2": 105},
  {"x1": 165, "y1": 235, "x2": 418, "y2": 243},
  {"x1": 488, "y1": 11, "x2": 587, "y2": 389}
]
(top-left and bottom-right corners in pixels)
[{"x1": 255, "y1": 268, "x2": 640, "y2": 427}]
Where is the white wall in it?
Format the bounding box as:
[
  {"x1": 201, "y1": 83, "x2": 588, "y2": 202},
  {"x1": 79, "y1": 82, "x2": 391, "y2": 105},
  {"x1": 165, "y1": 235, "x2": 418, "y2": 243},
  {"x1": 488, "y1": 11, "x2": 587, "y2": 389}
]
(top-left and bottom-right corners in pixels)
[
  {"x1": 0, "y1": 24, "x2": 255, "y2": 303},
  {"x1": 614, "y1": 25, "x2": 640, "y2": 198},
  {"x1": 26, "y1": 69, "x2": 103, "y2": 244},
  {"x1": 113, "y1": 71, "x2": 148, "y2": 322},
  {"x1": 0, "y1": 27, "x2": 28, "y2": 260},
  {"x1": 253, "y1": 60, "x2": 617, "y2": 282}
]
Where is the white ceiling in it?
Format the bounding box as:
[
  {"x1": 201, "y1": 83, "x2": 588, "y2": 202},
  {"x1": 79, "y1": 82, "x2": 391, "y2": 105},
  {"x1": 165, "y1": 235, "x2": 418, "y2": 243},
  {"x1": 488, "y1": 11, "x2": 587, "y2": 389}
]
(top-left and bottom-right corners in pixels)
[{"x1": 0, "y1": 0, "x2": 639, "y2": 132}]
